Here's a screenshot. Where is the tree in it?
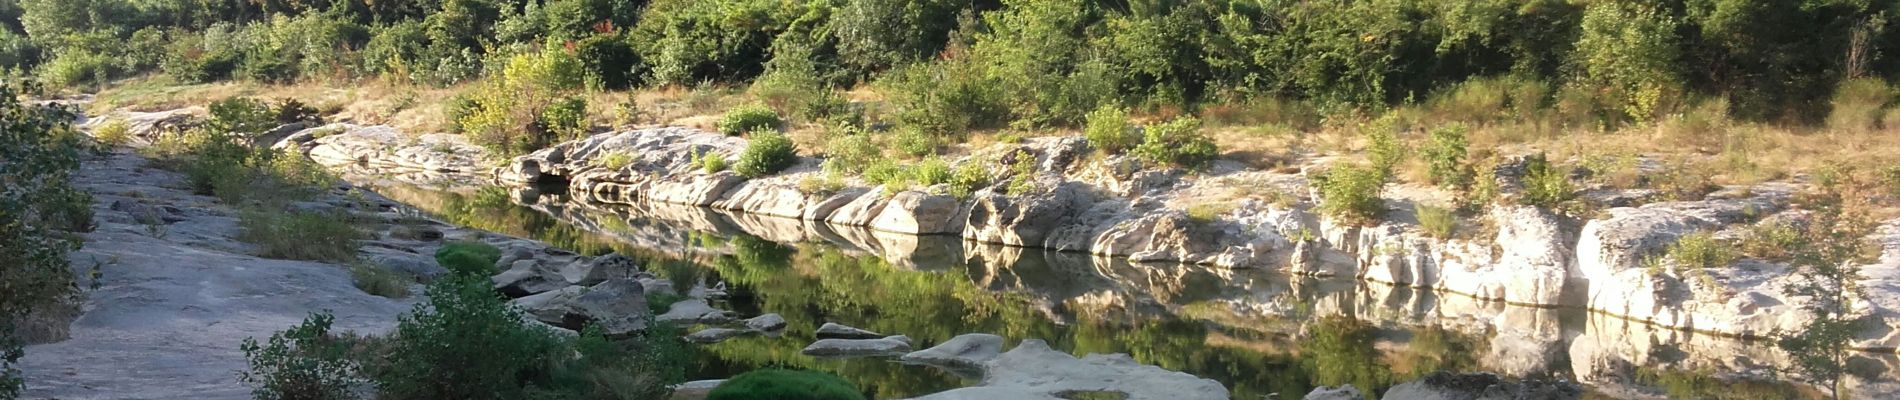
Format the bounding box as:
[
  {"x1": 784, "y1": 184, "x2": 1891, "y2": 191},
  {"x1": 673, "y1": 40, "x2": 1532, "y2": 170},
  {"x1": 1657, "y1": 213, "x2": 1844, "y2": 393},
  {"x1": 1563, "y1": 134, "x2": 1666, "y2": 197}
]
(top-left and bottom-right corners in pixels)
[
  {"x1": 1571, "y1": 1, "x2": 1682, "y2": 123},
  {"x1": 1777, "y1": 187, "x2": 1879, "y2": 399},
  {"x1": 0, "y1": 82, "x2": 89, "y2": 399}
]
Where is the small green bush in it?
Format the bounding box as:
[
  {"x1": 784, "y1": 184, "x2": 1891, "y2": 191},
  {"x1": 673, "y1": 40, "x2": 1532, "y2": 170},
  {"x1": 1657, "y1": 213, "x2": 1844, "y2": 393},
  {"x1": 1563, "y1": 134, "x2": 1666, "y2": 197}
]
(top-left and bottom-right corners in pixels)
[
  {"x1": 1518, "y1": 154, "x2": 1576, "y2": 210},
  {"x1": 911, "y1": 157, "x2": 952, "y2": 187},
  {"x1": 435, "y1": 241, "x2": 503, "y2": 277},
  {"x1": 821, "y1": 131, "x2": 880, "y2": 174},
  {"x1": 208, "y1": 96, "x2": 280, "y2": 135},
  {"x1": 948, "y1": 162, "x2": 990, "y2": 199},
  {"x1": 239, "y1": 312, "x2": 362, "y2": 400},
  {"x1": 1315, "y1": 164, "x2": 1388, "y2": 224},
  {"x1": 93, "y1": 119, "x2": 132, "y2": 147},
  {"x1": 892, "y1": 127, "x2": 937, "y2": 157},
  {"x1": 240, "y1": 210, "x2": 362, "y2": 263},
  {"x1": 540, "y1": 96, "x2": 589, "y2": 141},
  {"x1": 693, "y1": 149, "x2": 728, "y2": 173},
  {"x1": 707, "y1": 369, "x2": 866, "y2": 400},
  {"x1": 1741, "y1": 221, "x2": 1802, "y2": 262},
  {"x1": 719, "y1": 105, "x2": 782, "y2": 136},
  {"x1": 1084, "y1": 105, "x2": 1136, "y2": 154},
  {"x1": 1423, "y1": 125, "x2": 1470, "y2": 188},
  {"x1": 734, "y1": 130, "x2": 798, "y2": 178},
  {"x1": 1415, "y1": 203, "x2": 1457, "y2": 239},
  {"x1": 1132, "y1": 116, "x2": 1218, "y2": 168},
  {"x1": 1365, "y1": 124, "x2": 1406, "y2": 176},
  {"x1": 1669, "y1": 231, "x2": 1738, "y2": 271},
  {"x1": 596, "y1": 151, "x2": 635, "y2": 170},
  {"x1": 369, "y1": 275, "x2": 566, "y2": 399}
]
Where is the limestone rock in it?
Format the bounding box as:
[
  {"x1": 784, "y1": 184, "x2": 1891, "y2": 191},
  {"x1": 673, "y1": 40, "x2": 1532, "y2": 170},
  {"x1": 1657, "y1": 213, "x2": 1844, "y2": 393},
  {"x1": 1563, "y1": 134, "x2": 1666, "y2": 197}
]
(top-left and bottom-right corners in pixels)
[
  {"x1": 1304, "y1": 385, "x2": 1365, "y2": 400},
  {"x1": 744, "y1": 313, "x2": 787, "y2": 331},
  {"x1": 815, "y1": 322, "x2": 885, "y2": 339},
  {"x1": 826, "y1": 187, "x2": 891, "y2": 227},
  {"x1": 870, "y1": 191, "x2": 967, "y2": 234},
  {"x1": 962, "y1": 182, "x2": 1093, "y2": 247},
  {"x1": 562, "y1": 253, "x2": 638, "y2": 286},
  {"x1": 568, "y1": 278, "x2": 650, "y2": 337},
  {"x1": 802, "y1": 335, "x2": 914, "y2": 358},
  {"x1": 684, "y1": 328, "x2": 752, "y2": 344},
  {"x1": 907, "y1": 340, "x2": 1228, "y2": 400},
  {"x1": 493, "y1": 259, "x2": 569, "y2": 298},
  {"x1": 900, "y1": 333, "x2": 1004, "y2": 370},
  {"x1": 1381, "y1": 372, "x2": 1581, "y2": 400}
]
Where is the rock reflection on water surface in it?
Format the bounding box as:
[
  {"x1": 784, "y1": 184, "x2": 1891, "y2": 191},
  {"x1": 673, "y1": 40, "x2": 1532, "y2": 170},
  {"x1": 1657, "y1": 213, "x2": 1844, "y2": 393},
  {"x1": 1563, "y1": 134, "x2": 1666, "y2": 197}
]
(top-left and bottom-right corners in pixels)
[{"x1": 369, "y1": 182, "x2": 1898, "y2": 399}]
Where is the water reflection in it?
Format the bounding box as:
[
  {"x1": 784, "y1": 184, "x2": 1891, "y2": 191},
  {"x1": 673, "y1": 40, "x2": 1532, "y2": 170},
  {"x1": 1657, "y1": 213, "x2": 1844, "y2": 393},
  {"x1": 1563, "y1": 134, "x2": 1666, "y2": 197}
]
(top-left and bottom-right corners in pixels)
[{"x1": 365, "y1": 182, "x2": 1896, "y2": 399}]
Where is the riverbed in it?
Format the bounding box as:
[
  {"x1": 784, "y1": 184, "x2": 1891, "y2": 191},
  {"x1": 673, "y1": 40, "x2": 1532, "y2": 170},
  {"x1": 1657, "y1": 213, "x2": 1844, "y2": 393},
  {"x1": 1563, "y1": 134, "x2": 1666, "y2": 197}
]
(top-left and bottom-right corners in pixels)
[{"x1": 369, "y1": 181, "x2": 1892, "y2": 399}]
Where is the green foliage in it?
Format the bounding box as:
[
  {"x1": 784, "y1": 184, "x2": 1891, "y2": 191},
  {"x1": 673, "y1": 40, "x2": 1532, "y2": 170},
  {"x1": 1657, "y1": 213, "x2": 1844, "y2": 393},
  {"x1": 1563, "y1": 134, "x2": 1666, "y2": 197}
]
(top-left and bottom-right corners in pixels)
[
  {"x1": 596, "y1": 151, "x2": 635, "y2": 170},
  {"x1": 1775, "y1": 190, "x2": 1879, "y2": 399},
  {"x1": 707, "y1": 369, "x2": 866, "y2": 400},
  {"x1": 239, "y1": 210, "x2": 362, "y2": 263},
  {"x1": 539, "y1": 96, "x2": 589, "y2": 141},
  {"x1": 1572, "y1": 2, "x2": 1681, "y2": 123},
  {"x1": 832, "y1": 0, "x2": 969, "y2": 73},
  {"x1": 891, "y1": 127, "x2": 937, "y2": 157},
  {"x1": 434, "y1": 241, "x2": 502, "y2": 277},
  {"x1": 1415, "y1": 203, "x2": 1456, "y2": 239},
  {"x1": 1131, "y1": 116, "x2": 1217, "y2": 168},
  {"x1": 879, "y1": 55, "x2": 1009, "y2": 136},
  {"x1": 574, "y1": 33, "x2": 645, "y2": 90},
  {"x1": 1364, "y1": 122, "x2": 1406, "y2": 176},
  {"x1": 1826, "y1": 78, "x2": 1894, "y2": 132},
  {"x1": 719, "y1": 104, "x2": 783, "y2": 136},
  {"x1": 630, "y1": 0, "x2": 792, "y2": 85},
  {"x1": 820, "y1": 130, "x2": 880, "y2": 174},
  {"x1": 457, "y1": 48, "x2": 588, "y2": 156},
  {"x1": 92, "y1": 118, "x2": 131, "y2": 147},
  {"x1": 1315, "y1": 164, "x2": 1387, "y2": 224},
  {"x1": 734, "y1": 130, "x2": 797, "y2": 178},
  {"x1": 1666, "y1": 232, "x2": 1738, "y2": 271},
  {"x1": 0, "y1": 84, "x2": 90, "y2": 399},
  {"x1": 694, "y1": 149, "x2": 729, "y2": 173},
  {"x1": 1084, "y1": 105, "x2": 1135, "y2": 155},
  {"x1": 368, "y1": 274, "x2": 566, "y2": 399},
  {"x1": 947, "y1": 161, "x2": 989, "y2": 199},
  {"x1": 1422, "y1": 125, "x2": 1470, "y2": 188},
  {"x1": 1740, "y1": 221, "x2": 1803, "y2": 262},
  {"x1": 239, "y1": 312, "x2": 361, "y2": 400},
  {"x1": 1517, "y1": 154, "x2": 1575, "y2": 210},
  {"x1": 208, "y1": 96, "x2": 279, "y2": 135},
  {"x1": 645, "y1": 292, "x2": 688, "y2": 315}
]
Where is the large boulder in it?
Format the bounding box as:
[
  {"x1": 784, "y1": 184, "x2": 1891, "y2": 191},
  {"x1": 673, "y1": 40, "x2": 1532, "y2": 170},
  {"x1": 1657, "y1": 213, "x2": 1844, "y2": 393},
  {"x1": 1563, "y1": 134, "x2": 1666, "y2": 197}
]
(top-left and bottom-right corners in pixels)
[
  {"x1": 870, "y1": 191, "x2": 967, "y2": 234},
  {"x1": 908, "y1": 340, "x2": 1228, "y2": 400},
  {"x1": 1090, "y1": 210, "x2": 1281, "y2": 268},
  {"x1": 962, "y1": 182, "x2": 1094, "y2": 246},
  {"x1": 684, "y1": 328, "x2": 752, "y2": 344},
  {"x1": 561, "y1": 253, "x2": 639, "y2": 286},
  {"x1": 744, "y1": 313, "x2": 787, "y2": 331},
  {"x1": 493, "y1": 259, "x2": 570, "y2": 298},
  {"x1": 567, "y1": 278, "x2": 651, "y2": 337}
]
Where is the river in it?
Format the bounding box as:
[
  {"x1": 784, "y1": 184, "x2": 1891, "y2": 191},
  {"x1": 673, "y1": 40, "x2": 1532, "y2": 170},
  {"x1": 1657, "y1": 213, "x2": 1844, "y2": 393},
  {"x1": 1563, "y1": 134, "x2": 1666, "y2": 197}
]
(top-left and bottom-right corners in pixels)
[{"x1": 367, "y1": 181, "x2": 1881, "y2": 400}]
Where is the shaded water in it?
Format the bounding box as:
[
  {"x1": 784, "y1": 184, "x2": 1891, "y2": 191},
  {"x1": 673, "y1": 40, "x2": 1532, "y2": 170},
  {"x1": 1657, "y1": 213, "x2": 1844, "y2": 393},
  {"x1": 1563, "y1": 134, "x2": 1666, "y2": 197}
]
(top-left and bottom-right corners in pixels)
[{"x1": 369, "y1": 182, "x2": 1881, "y2": 399}]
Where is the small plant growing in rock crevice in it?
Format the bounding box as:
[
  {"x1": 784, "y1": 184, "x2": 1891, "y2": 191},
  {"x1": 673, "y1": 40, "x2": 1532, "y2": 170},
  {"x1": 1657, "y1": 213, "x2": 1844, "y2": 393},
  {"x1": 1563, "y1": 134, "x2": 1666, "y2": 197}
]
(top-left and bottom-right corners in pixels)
[
  {"x1": 1415, "y1": 203, "x2": 1457, "y2": 239},
  {"x1": 239, "y1": 312, "x2": 362, "y2": 400},
  {"x1": 692, "y1": 149, "x2": 728, "y2": 173},
  {"x1": 93, "y1": 119, "x2": 132, "y2": 147},
  {"x1": 351, "y1": 263, "x2": 412, "y2": 299},
  {"x1": 1084, "y1": 105, "x2": 1136, "y2": 155},
  {"x1": 1132, "y1": 116, "x2": 1218, "y2": 169},
  {"x1": 1517, "y1": 153, "x2": 1577, "y2": 211},
  {"x1": 1423, "y1": 125, "x2": 1470, "y2": 188},
  {"x1": 435, "y1": 241, "x2": 502, "y2": 277},
  {"x1": 595, "y1": 151, "x2": 635, "y2": 171},
  {"x1": 1666, "y1": 231, "x2": 1738, "y2": 271}
]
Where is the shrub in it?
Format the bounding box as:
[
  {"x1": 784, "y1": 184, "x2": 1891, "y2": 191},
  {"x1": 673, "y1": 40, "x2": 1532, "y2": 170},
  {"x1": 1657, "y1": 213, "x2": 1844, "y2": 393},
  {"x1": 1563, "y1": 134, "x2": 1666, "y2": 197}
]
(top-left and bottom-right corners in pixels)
[
  {"x1": 369, "y1": 275, "x2": 565, "y2": 399},
  {"x1": 947, "y1": 162, "x2": 990, "y2": 199},
  {"x1": 1668, "y1": 231, "x2": 1738, "y2": 271},
  {"x1": 0, "y1": 84, "x2": 91, "y2": 399},
  {"x1": 1825, "y1": 78, "x2": 1892, "y2": 132},
  {"x1": 93, "y1": 119, "x2": 131, "y2": 147},
  {"x1": 734, "y1": 131, "x2": 798, "y2": 178},
  {"x1": 1084, "y1": 105, "x2": 1136, "y2": 154},
  {"x1": 239, "y1": 312, "x2": 362, "y2": 400},
  {"x1": 1571, "y1": 1, "x2": 1682, "y2": 123},
  {"x1": 1132, "y1": 116, "x2": 1218, "y2": 168},
  {"x1": 892, "y1": 127, "x2": 937, "y2": 157},
  {"x1": 1741, "y1": 221, "x2": 1802, "y2": 262},
  {"x1": 1415, "y1": 203, "x2": 1456, "y2": 239},
  {"x1": 1315, "y1": 164, "x2": 1387, "y2": 224},
  {"x1": 574, "y1": 33, "x2": 645, "y2": 90},
  {"x1": 707, "y1": 369, "x2": 866, "y2": 400},
  {"x1": 540, "y1": 96, "x2": 589, "y2": 140},
  {"x1": 911, "y1": 157, "x2": 952, "y2": 187},
  {"x1": 879, "y1": 57, "x2": 1010, "y2": 136},
  {"x1": 207, "y1": 96, "x2": 279, "y2": 135},
  {"x1": 434, "y1": 241, "x2": 502, "y2": 277},
  {"x1": 1422, "y1": 125, "x2": 1470, "y2": 188},
  {"x1": 718, "y1": 105, "x2": 782, "y2": 136},
  {"x1": 693, "y1": 149, "x2": 728, "y2": 173},
  {"x1": 1518, "y1": 154, "x2": 1576, "y2": 210},
  {"x1": 1365, "y1": 123, "x2": 1406, "y2": 176},
  {"x1": 351, "y1": 263, "x2": 412, "y2": 298},
  {"x1": 240, "y1": 210, "x2": 362, "y2": 263},
  {"x1": 820, "y1": 131, "x2": 880, "y2": 174},
  {"x1": 36, "y1": 50, "x2": 115, "y2": 89}
]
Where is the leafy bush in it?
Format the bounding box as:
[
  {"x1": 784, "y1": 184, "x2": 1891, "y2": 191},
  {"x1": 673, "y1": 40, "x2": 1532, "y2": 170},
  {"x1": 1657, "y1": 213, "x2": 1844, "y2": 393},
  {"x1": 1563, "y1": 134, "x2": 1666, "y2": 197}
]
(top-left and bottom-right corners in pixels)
[
  {"x1": 879, "y1": 56, "x2": 1009, "y2": 136},
  {"x1": 596, "y1": 151, "x2": 635, "y2": 170},
  {"x1": 1572, "y1": 1, "x2": 1682, "y2": 123},
  {"x1": 1084, "y1": 105, "x2": 1136, "y2": 154},
  {"x1": 821, "y1": 130, "x2": 880, "y2": 174},
  {"x1": 239, "y1": 210, "x2": 362, "y2": 263},
  {"x1": 1315, "y1": 164, "x2": 1387, "y2": 224},
  {"x1": 719, "y1": 105, "x2": 782, "y2": 136},
  {"x1": 1517, "y1": 154, "x2": 1576, "y2": 210},
  {"x1": 892, "y1": 127, "x2": 937, "y2": 157},
  {"x1": 948, "y1": 162, "x2": 990, "y2": 199},
  {"x1": 540, "y1": 96, "x2": 589, "y2": 141},
  {"x1": 1423, "y1": 125, "x2": 1470, "y2": 188},
  {"x1": 911, "y1": 157, "x2": 952, "y2": 187},
  {"x1": 574, "y1": 33, "x2": 645, "y2": 90},
  {"x1": 1132, "y1": 116, "x2": 1217, "y2": 168},
  {"x1": 434, "y1": 241, "x2": 502, "y2": 277},
  {"x1": 369, "y1": 275, "x2": 566, "y2": 399},
  {"x1": 693, "y1": 149, "x2": 728, "y2": 173},
  {"x1": 1364, "y1": 123, "x2": 1406, "y2": 176},
  {"x1": 0, "y1": 85, "x2": 91, "y2": 398},
  {"x1": 1668, "y1": 231, "x2": 1738, "y2": 271},
  {"x1": 36, "y1": 49, "x2": 115, "y2": 89},
  {"x1": 1415, "y1": 203, "x2": 1456, "y2": 239},
  {"x1": 707, "y1": 369, "x2": 866, "y2": 400},
  {"x1": 1826, "y1": 78, "x2": 1893, "y2": 132},
  {"x1": 207, "y1": 96, "x2": 279, "y2": 135},
  {"x1": 1741, "y1": 221, "x2": 1802, "y2": 262},
  {"x1": 93, "y1": 119, "x2": 131, "y2": 147},
  {"x1": 735, "y1": 131, "x2": 798, "y2": 178},
  {"x1": 239, "y1": 312, "x2": 362, "y2": 400},
  {"x1": 645, "y1": 292, "x2": 688, "y2": 315}
]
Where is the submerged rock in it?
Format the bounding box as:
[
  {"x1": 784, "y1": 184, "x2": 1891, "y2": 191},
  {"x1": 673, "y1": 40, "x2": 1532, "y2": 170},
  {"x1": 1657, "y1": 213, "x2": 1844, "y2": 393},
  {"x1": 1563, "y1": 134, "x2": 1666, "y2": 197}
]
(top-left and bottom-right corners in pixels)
[
  {"x1": 802, "y1": 335, "x2": 914, "y2": 358},
  {"x1": 744, "y1": 313, "x2": 787, "y2": 331},
  {"x1": 900, "y1": 333, "x2": 1003, "y2": 371},
  {"x1": 684, "y1": 328, "x2": 752, "y2": 344},
  {"x1": 1382, "y1": 372, "x2": 1581, "y2": 400},
  {"x1": 815, "y1": 322, "x2": 885, "y2": 339},
  {"x1": 908, "y1": 340, "x2": 1228, "y2": 400}
]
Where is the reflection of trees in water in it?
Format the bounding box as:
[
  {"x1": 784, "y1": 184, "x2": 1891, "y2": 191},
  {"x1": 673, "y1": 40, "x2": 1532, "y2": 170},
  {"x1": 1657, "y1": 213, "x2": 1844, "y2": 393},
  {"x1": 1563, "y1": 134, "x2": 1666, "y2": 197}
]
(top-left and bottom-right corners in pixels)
[{"x1": 371, "y1": 183, "x2": 1828, "y2": 399}]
